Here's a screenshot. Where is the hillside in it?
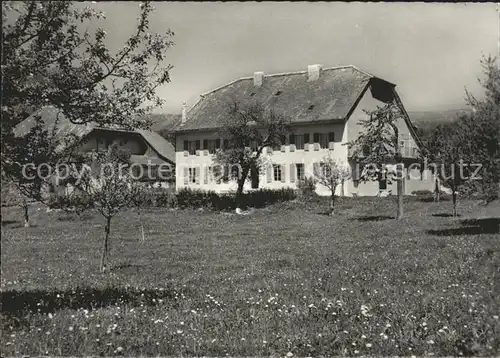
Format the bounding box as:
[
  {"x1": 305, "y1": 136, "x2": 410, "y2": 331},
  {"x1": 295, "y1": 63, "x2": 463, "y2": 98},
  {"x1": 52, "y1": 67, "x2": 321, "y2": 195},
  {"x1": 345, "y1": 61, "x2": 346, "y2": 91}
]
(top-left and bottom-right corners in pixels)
[{"x1": 408, "y1": 108, "x2": 472, "y2": 132}]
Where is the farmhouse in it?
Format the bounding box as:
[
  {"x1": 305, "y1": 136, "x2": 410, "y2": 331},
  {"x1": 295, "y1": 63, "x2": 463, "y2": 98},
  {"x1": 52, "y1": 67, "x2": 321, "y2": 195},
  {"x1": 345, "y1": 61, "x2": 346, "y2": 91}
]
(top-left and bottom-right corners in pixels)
[
  {"x1": 173, "y1": 64, "x2": 436, "y2": 196},
  {"x1": 14, "y1": 106, "x2": 176, "y2": 189}
]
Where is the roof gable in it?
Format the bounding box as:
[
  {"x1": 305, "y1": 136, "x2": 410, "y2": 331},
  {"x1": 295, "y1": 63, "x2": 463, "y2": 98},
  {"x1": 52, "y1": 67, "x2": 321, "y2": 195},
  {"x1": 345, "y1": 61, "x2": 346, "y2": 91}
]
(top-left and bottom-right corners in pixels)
[
  {"x1": 14, "y1": 106, "x2": 175, "y2": 164},
  {"x1": 176, "y1": 65, "x2": 393, "y2": 132}
]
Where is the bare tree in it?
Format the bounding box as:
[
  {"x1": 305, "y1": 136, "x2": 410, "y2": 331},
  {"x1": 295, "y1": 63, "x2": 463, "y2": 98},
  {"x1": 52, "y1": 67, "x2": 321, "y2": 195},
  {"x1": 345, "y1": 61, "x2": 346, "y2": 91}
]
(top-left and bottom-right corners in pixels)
[
  {"x1": 60, "y1": 144, "x2": 146, "y2": 272},
  {"x1": 313, "y1": 154, "x2": 350, "y2": 215},
  {"x1": 214, "y1": 101, "x2": 290, "y2": 209}
]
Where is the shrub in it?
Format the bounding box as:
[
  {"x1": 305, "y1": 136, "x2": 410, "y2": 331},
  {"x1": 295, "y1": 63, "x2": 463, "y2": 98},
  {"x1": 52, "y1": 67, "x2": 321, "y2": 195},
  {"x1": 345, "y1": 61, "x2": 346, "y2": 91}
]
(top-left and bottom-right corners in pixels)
[
  {"x1": 174, "y1": 187, "x2": 297, "y2": 211},
  {"x1": 297, "y1": 176, "x2": 317, "y2": 197}
]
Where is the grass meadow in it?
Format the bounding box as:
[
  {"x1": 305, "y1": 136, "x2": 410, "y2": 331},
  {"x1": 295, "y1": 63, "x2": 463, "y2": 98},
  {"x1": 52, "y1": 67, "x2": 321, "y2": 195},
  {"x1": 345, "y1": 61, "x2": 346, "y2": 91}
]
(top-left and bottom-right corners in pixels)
[{"x1": 1, "y1": 197, "x2": 499, "y2": 356}]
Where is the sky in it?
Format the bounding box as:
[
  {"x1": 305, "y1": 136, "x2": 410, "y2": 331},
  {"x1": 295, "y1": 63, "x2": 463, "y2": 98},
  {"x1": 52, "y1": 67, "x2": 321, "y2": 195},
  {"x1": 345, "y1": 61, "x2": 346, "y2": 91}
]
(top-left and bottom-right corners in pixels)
[{"x1": 91, "y1": 2, "x2": 498, "y2": 114}]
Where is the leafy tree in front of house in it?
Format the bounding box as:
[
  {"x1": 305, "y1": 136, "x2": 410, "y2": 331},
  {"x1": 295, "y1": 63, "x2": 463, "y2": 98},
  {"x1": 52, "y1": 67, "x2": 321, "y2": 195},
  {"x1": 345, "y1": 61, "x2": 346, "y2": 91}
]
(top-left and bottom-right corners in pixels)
[
  {"x1": 214, "y1": 101, "x2": 290, "y2": 209},
  {"x1": 313, "y1": 154, "x2": 350, "y2": 215},
  {"x1": 347, "y1": 101, "x2": 406, "y2": 219},
  {"x1": 1, "y1": 115, "x2": 80, "y2": 226},
  {"x1": 2, "y1": 0, "x2": 174, "y2": 185}
]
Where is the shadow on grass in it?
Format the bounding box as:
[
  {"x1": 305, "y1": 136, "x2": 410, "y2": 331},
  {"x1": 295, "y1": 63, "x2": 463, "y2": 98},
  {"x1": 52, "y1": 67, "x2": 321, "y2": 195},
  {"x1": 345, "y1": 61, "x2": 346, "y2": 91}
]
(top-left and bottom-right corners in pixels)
[
  {"x1": 1, "y1": 286, "x2": 179, "y2": 320},
  {"x1": 432, "y1": 213, "x2": 462, "y2": 218},
  {"x1": 1, "y1": 220, "x2": 19, "y2": 226},
  {"x1": 111, "y1": 263, "x2": 146, "y2": 272},
  {"x1": 351, "y1": 215, "x2": 394, "y2": 222},
  {"x1": 427, "y1": 218, "x2": 500, "y2": 236}
]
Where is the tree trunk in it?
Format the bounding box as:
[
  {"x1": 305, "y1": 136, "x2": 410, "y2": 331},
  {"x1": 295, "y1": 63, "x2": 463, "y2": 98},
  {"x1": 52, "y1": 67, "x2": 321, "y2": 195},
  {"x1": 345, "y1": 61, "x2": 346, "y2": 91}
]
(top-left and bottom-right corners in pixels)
[
  {"x1": 397, "y1": 177, "x2": 404, "y2": 220},
  {"x1": 452, "y1": 190, "x2": 458, "y2": 217},
  {"x1": 22, "y1": 199, "x2": 29, "y2": 228},
  {"x1": 330, "y1": 192, "x2": 335, "y2": 215},
  {"x1": 235, "y1": 167, "x2": 250, "y2": 210},
  {"x1": 100, "y1": 216, "x2": 111, "y2": 273},
  {"x1": 434, "y1": 176, "x2": 440, "y2": 202}
]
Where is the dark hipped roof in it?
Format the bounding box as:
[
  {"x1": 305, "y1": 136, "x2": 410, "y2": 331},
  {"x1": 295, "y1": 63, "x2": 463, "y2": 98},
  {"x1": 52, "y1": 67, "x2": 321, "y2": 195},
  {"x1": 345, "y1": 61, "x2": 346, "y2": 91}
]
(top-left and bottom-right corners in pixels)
[
  {"x1": 175, "y1": 65, "x2": 394, "y2": 132},
  {"x1": 14, "y1": 106, "x2": 176, "y2": 164}
]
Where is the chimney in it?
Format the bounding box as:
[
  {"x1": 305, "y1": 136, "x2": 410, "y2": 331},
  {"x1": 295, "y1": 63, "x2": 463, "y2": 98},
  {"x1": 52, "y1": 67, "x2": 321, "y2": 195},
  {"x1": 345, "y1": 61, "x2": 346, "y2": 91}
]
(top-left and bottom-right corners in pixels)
[
  {"x1": 253, "y1": 71, "x2": 264, "y2": 87},
  {"x1": 307, "y1": 64, "x2": 322, "y2": 82},
  {"x1": 181, "y1": 101, "x2": 187, "y2": 124}
]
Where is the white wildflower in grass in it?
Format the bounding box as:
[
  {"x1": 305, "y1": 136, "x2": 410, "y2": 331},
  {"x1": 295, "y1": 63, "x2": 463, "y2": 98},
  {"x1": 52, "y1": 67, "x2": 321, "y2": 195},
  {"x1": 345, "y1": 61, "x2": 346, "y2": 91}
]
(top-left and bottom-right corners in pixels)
[
  {"x1": 494, "y1": 315, "x2": 499, "y2": 320},
  {"x1": 365, "y1": 343, "x2": 372, "y2": 348},
  {"x1": 286, "y1": 352, "x2": 294, "y2": 357},
  {"x1": 427, "y1": 340, "x2": 435, "y2": 345},
  {"x1": 381, "y1": 334, "x2": 388, "y2": 340},
  {"x1": 361, "y1": 335, "x2": 366, "y2": 339},
  {"x1": 176, "y1": 330, "x2": 183, "y2": 334},
  {"x1": 354, "y1": 350, "x2": 359, "y2": 354}
]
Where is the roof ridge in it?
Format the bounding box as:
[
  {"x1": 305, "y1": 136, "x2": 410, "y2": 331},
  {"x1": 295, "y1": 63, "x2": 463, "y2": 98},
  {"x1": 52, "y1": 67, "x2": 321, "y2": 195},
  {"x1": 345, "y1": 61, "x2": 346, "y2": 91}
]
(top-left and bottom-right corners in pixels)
[{"x1": 199, "y1": 65, "x2": 375, "y2": 98}]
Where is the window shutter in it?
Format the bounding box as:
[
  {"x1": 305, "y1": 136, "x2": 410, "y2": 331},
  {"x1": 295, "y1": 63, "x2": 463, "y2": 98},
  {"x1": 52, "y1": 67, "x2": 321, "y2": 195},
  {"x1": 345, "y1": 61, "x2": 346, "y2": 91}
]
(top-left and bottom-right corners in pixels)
[
  {"x1": 304, "y1": 143, "x2": 309, "y2": 152},
  {"x1": 195, "y1": 168, "x2": 200, "y2": 184},
  {"x1": 290, "y1": 144, "x2": 296, "y2": 152},
  {"x1": 196, "y1": 140, "x2": 200, "y2": 149},
  {"x1": 313, "y1": 133, "x2": 320, "y2": 143},
  {"x1": 280, "y1": 145, "x2": 286, "y2": 152},
  {"x1": 281, "y1": 165, "x2": 286, "y2": 183},
  {"x1": 223, "y1": 139, "x2": 229, "y2": 149},
  {"x1": 328, "y1": 132, "x2": 335, "y2": 142},
  {"x1": 183, "y1": 140, "x2": 189, "y2": 152},
  {"x1": 183, "y1": 167, "x2": 189, "y2": 185},
  {"x1": 304, "y1": 133, "x2": 310, "y2": 144},
  {"x1": 184, "y1": 150, "x2": 189, "y2": 157},
  {"x1": 328, "y1": 141, "x2": 335, "y2": 150},
  {"x1": 313, "y1": 163, "x2": 320, "y2": 177},
  {"x1": 215, "y1": 139, "x2": 221, "y2": 149},
  {"x1": 203, "y1": 139, "x2": 208, "y2": 150},
  {"x1": 204, "y1": 167, "x2": 209, "y2": 184},
  {"x1": 289, "y1": 134, "x2": 295, "y2": 145},
  {"x1": 314, "y1": 143, "x2": 320, "y2": 151},
  {"x1": 267, "y1": 165, "x2": 273, "y2": 183},
  {"x1": 290, "y1": 164, "x2": 296, "y2": 183}
]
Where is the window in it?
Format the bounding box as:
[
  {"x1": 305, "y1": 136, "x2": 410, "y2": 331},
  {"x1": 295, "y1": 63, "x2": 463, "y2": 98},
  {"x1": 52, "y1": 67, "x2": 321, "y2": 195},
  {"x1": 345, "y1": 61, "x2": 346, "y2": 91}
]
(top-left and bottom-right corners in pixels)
[
  {"x1": 184, "y1": 140, "x2": 199, "y2": 155},
  {"x1": 313, "y1": 133, "x2": 329, "y2": 149},
  {"x1": 204, "y1": 139, "x2": 218, "y2": 154},
  {"x1": 296, "y1": 163, "x2": 305, "y2": 181},
  {"x1": 294, "y1": 134, "x2": 305, "y2": 150},
  {"x1": 328, "y1": 132, "x2": 335, "y2": 143},
  {"x1": 320, "y1": 162, "x2": 331, "y2": 178},
  {"x1": 188, "y1": 168, "x2": 197, "y2": 184},
  {"x1": 273, "y1": 164, "x2": 282, "y2": 182}
]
